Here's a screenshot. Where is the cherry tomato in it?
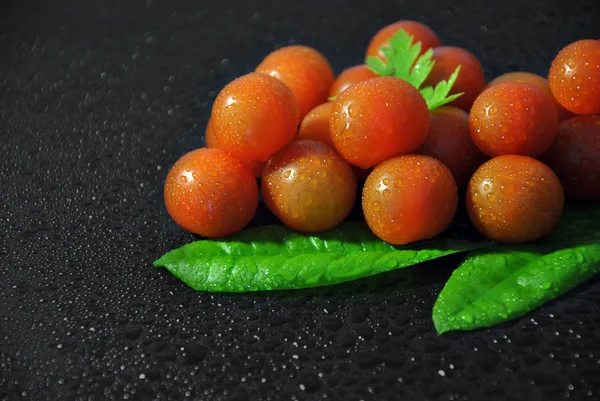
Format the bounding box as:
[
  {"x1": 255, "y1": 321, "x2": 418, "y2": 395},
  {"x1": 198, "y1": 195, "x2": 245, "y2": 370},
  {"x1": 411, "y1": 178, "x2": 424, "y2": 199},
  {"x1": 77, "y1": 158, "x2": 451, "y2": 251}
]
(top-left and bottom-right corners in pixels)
[
  {"x1": 422, "y1": 46, "x2": 485, "y2": 111},
  {"x1": 329, "y1": 76, "x2": 430, "y2": 169},
  {"x1": 211, "y1": 73, "x2": 299, "y2": 162},
  {"x1": 164, "y1": 148, "x2": 259, "y2": 238},
  {"x1": 542, "y1": 115, "x2": 600, "y2": 199},
  {"x1": 487, "y1": 71, "x2": 573, "y2": 121},
  {"x1": 205, "y1": 118, "x2": 266, "y2": 178},
  {"x1": 366, "y1": 20, "x2": 441, "y2": 60},
  {"x1": 469, "y1": 82, "x2": 558, "y2": 157},
  {"x1": 549, "y1": 39, "x2": 600, "y2": 115},
  {"x1": 467, "y1": 155, "x2": 564, "y2": 244},
  {"x1": 262, "y1": 140, "x2": 356, "y2": 233},
  {"x1": 418, "y1": 106, "x2": 488, "y2": 187},
  {"x1": 296, "y1": 102, "x2": 335, "y2": 147},
  {"x1": 329, "y1": 65, "x2": 377, "y2": 98},
  {"x1": 256, "y1": 45, "x2": 334, "y2": 119},
  {"x1": 362, "y1": 154, "x2": 458, "y2": 245}
]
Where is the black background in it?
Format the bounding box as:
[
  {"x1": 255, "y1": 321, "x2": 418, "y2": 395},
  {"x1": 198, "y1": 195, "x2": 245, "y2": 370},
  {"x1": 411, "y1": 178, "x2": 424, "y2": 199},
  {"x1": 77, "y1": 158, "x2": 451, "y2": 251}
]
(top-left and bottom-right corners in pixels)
[{"x1": 1, "y1": 0, "x2": 600, "y2": 400}]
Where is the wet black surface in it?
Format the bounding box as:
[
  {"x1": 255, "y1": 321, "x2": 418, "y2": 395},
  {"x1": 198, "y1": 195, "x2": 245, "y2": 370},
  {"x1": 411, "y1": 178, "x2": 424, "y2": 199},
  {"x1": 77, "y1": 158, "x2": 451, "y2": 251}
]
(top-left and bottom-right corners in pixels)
[{"x1": 1, "y1": 0, "x2": 600, "y2": 400}]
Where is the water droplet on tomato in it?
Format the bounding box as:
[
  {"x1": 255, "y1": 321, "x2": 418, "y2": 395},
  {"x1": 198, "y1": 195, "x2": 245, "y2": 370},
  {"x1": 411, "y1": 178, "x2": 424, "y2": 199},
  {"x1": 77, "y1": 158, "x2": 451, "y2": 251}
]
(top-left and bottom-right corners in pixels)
[
  {"x1": 347, "y1": 103, "x2": 359, "y2": 118},
  {"x1": 486, "y1": 104, "x2": 498, "y2": 116}
]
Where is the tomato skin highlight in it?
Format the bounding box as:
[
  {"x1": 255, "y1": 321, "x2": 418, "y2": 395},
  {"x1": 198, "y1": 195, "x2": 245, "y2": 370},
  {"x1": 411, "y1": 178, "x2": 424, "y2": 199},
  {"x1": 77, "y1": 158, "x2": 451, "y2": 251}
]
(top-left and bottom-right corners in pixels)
[
  {"x1": 487, "y1": 71, "x2": 573, "y2": 121},
  {"x1": 467, "y1": 155, "x2": 564, "y2": 244},
  {"x1": 469, "y1": 82, "x2": 558, "y2": 158},
  {"x1": 549, "y1": 39, "x2": 600, "y2": 115},
  {"x1": 261, "y1": 140, "x2": 357, "y2": 233},
  {"x1": 366, "y1": 20, "x2": 441, "y2": 60},
  {"x1": 164, "y1": 148, "x2": 259, "y2": 238},
  {"x1": 362, "y1": 154, "x2": 458, "y2": 245},
  {"x1": 542, "y1": 115, "x2": 600, "y2": 200},
  {"x1": 205, "y1": 118, "x2": 266, "y2": 178},
  {"x1": 296, "y1": 102, "x2": 335, "y2": 147},
  {"x1": 329, "y1": 65, "x2": 377, "y2": 98},
  {"x1": 256, "y1": 45, "x2": 334, "y2": 119},
  {"x1": 211, "y1": 73, "x2": 299, "y2": 162},
  {"x1": 329, "y1": 76, "x2": 430, "y2": 169},
  {"x1": 418, "y1": 106, "x2": 488, "y2": 187},
  {"x1": 422, "y1": 46, "x2": 485, "y2": 111}
]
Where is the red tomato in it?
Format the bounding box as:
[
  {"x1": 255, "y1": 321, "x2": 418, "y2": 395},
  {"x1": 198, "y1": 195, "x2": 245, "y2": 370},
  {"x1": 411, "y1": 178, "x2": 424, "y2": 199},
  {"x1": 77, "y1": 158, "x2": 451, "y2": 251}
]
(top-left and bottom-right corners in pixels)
[
  {"x1": 211, "y1": 73, "x2": 299, "y2": 162},
  {"x1": 329, "y1": 77, "x2": 430, "y2": 169},
  {"x1": 549, "y1": 40, "x2": 600, "y2": 115},
  {"x1": 296, "y1": 102, "x2": 335, "y2": 147},
  {"x1": 469, "y1": 82, "x2": 558, "y2": 157},
  {"x1": 366, "y1": 20, "x2": 441, "y2": 60},
  {"x1": 329, "y1": 65, "x2": 377, "y2": 98},
  {"x1": 164, "y1": 148, "x2": 259, "y2": 238},
  {"x1": 422, "y1": 46, "x2": 485, "y2": 111},
  {"x1": 205, "y1": 118, "x2": 266, "y2": 178},
  {"x1": 362, "y1": 155, "x2": 458, "y2": 245},
  {"x1": 542, "y1": 115, "x2": 600, "y2": 199},
  {"x1": 487, "y1": 71, "x2": 573, "y2": 121},
  {"x1": 418, "y1": 106, "x2": 488, "y2": 187},
  {"x1": 256, "y1": 45, "x2": 334, "y2": 119},
  {"x1": 262, "y1": 140, "x2": 357, "y2": 233},
  {"x1": 467, "y1": 155, "x2": 564, "y2": 244}
]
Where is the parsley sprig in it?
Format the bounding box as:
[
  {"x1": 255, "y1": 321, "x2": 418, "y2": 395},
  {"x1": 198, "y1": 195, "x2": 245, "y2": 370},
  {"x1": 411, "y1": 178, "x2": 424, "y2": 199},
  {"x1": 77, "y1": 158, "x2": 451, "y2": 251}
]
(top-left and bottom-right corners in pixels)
[{"x1": 366, "y1": 30, "x2": 463, "y2": 110}]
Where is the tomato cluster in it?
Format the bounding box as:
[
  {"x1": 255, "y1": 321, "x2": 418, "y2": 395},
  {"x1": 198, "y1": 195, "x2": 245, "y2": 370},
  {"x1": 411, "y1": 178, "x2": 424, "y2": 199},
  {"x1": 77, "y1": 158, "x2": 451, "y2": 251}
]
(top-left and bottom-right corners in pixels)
[{"x1": 164, "y1": 22, "x2": 600, "y2": 245}]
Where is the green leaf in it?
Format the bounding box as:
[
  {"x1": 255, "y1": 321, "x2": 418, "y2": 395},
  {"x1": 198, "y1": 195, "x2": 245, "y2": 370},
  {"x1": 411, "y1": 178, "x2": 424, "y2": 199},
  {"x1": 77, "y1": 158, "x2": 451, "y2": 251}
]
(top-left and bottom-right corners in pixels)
[
  {"x1": 407, "y1": 48, "x2": 435, "y2": 89},
  {"x1": 366, "y1": 56, "x2": 393, "y2": 76},
  {"x1": 433, "y1": 203, "x2": 600, "y2": 334},
  {"x1": 365, "y1": 29, "x2": 463, "y2": 110},
  {"x1": 420, "y1": 65, "x2": 463, "y2": 110},
  {"x1": 155, "y1": 222, "x2": 486, "y2": 293}
]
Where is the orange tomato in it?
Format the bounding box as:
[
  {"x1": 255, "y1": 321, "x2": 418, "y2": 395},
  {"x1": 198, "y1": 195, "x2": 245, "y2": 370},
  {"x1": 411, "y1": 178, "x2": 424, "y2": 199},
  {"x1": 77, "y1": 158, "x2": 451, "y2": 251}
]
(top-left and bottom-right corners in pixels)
[
  {"x1": 362, "y1": 155, "x2": 458, "y2": 245},
  {"x1": 366, "y1": 20, "x2": 441, "y2": 60},
  {"x1": 549, "y1": 39, "x2": 600, "y2": 115},
  {"x1": 211, "y1": 73, "x2": 299, "y2": 162},
  {"x1": 467, "y1": 155, "x2": 564, "y2": 244},
  {"x1": 256, "y1": 45, "x2": 334, "y2": 119},
  {"x1": 296, "y1": 102, "x2": 335, "y2": 147},
  {"x1": 262, "y1": 140, "x2": 357, "y2": 233},
  {"x1": 469, "y1": 82, "x2": 558, "y2": 157},
  {"x1": 329, "y1": 77, "x2": 430, "y2": 169},
  {"x1": 164, "y1": 148, "x2": 259, "y2": 238}
]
